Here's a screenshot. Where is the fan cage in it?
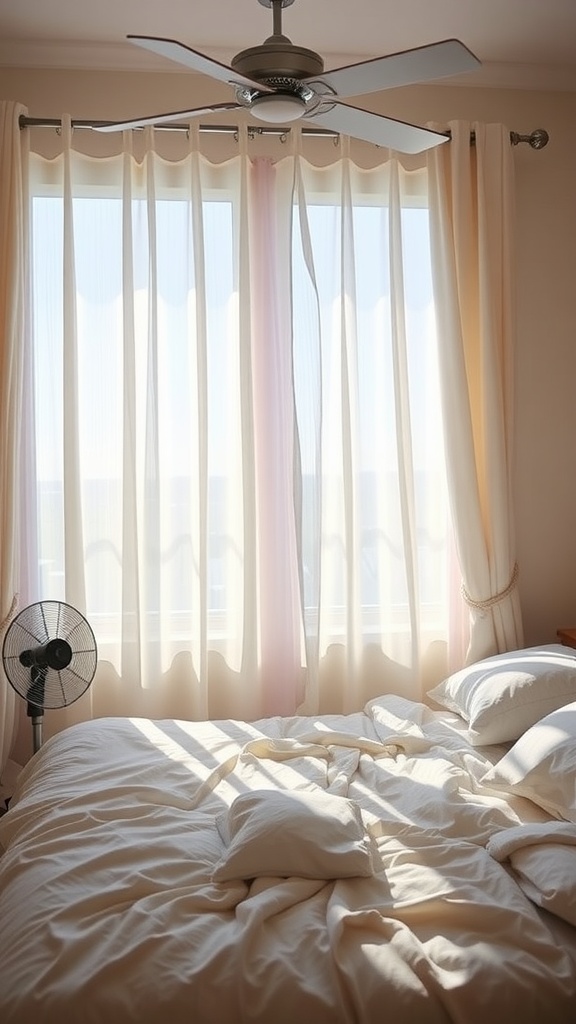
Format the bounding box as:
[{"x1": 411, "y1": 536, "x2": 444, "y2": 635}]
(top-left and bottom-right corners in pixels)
[{"x1": 2, "y1": 601, "x2": 97, "y2": 709}]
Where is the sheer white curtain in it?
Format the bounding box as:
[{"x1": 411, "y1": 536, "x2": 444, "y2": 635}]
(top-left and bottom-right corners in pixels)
[
  {"x1": 20, "y1": 121, "x2": 461, "y2": 739},
  {"x1": 427, "y1": 121, "x2": 524, "y2": 664},
  {"x1": 283, "y1": 140, "x2": 455, "y2": 711},
  {"x1": 5, "y1": 114, "x2": 526, "y2": 755},
  {"x1": 0, "y1": 102, "x2": 30, "y2": 773}
]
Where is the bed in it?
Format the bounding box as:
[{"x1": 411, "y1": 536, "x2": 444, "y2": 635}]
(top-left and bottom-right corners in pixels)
[{"x1": 1, "y1": 644, "x2": 576, "y2": 1023}]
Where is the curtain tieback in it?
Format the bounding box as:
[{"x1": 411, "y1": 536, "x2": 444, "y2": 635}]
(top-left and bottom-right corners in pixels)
[
  {"x1": 461, "y1": 563, "x2": 519, "y2": 614},
  {"x1": 0, "y1": 593, "x2": 18, "y2": 637}
]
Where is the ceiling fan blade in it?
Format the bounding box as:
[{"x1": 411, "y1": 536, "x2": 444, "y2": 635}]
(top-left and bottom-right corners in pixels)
[
  {"x1": 307, "y1": 101, "x2": 449, "y2": 154},
  {"x1": 306, "y1": 39, "x2": 480, "y2": 98},
  {"x1": 127, "y1": 35, "x2": 273, "y2": 92},
  {"x1": 93, "y1": 102, "x2": 243, "y2": 133}
]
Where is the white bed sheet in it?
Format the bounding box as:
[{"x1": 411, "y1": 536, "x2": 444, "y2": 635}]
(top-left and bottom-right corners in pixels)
[{"x1": 0, "y1": 695, "x2": 575, "y2": 1023}]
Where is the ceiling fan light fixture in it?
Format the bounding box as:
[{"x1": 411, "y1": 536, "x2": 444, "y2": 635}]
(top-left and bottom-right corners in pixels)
[{"x1": 250, "y1": 92, "x2": 306, "y2": 123}]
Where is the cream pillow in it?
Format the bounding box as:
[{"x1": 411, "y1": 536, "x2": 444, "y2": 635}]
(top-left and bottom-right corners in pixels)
[
  {"x1": 429, "y1": 644, "x2": 576, "y2": 745},
  {"x1": 482, "y1": 701, "x2": 576, "y2": 821},
  {"x1": 212, "y1": 789, "x2": 375, "y2": 882}
]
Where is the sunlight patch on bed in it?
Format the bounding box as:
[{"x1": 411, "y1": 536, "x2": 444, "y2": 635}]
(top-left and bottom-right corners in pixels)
[{"x1": 128, "y1": 717, "x2": 227, "y2": 775}]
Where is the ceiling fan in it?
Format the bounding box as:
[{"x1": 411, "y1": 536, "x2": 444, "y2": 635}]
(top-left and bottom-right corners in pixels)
[{"x1": 95, "y1": 0, "x2": 480, "y2": 153}]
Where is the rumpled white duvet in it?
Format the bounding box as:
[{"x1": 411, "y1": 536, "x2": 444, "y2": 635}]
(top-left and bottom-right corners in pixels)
[{"x1": 0, "y1": 695, "x2": 575, "y2": 1023}]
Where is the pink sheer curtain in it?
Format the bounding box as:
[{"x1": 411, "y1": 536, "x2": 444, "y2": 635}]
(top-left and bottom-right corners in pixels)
[{"x1": 248, "y1": 157, "x2": 303, "y2": 716}]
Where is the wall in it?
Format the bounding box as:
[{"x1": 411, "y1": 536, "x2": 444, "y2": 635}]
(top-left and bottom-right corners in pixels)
[{"x1": 2, "y1": 66, "x2": 576, "y2": 652}]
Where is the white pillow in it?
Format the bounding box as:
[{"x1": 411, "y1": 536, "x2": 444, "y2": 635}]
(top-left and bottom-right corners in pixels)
[
  {"x1": 428, "y1": 644, "x2": 576, "y2": 745},
  {"x1": 212, "y1": 789, "x2": 375, "y2": 882},
  {"x1": 482, "y1": 702, "x2": 576, "y2": 821}
]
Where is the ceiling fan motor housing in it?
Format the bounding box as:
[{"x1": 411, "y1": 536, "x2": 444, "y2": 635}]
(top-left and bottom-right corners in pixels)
[{"x1": 231, "y1": 41, "x2": 324, "y2": 84}]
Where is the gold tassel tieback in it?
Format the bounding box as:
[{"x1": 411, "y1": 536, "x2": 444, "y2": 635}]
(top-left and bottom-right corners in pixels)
[{"x1": 461, "y1": 562, "x2": 519, "y2": 614}]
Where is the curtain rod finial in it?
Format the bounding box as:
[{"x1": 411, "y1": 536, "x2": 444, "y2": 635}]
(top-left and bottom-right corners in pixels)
[{"x1": 510, "y1": 128, "x2": 549, "y2": 149}]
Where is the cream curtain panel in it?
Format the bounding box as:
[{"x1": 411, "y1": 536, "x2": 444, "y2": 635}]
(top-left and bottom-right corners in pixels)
[
  {"x1": 0, "y1": 102, "x2": 28, "y2": 772},
  {"x1": 0, "y1": 110, "x2": 523, "y2": 760},
  {"x1": 427, "y1": 121, "x2": 524, "y2": 664}
]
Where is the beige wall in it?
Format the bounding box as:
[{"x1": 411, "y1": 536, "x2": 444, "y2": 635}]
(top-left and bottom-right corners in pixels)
[{"x1": 2, "y1": 66, "x2": 576, "y2": 649}]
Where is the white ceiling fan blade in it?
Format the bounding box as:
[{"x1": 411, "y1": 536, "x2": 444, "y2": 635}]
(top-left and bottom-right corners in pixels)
[
  {"x1": 93, "y1": 102, "x2": 243, "y2": 133},
  {"x1": 306, "y1": 39, "x2": 480, "y2": 98},
  {"x1": 127, "y1": 35, "x2": 273, "y2": 93},
  {"x1": 307, "y1": 101, "x2": 449, "y2": 154}
]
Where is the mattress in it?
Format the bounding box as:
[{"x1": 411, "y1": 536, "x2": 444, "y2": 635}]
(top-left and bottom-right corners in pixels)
[{"x1": 0, "y1": 694, "x2": 575, "y2": 1023}]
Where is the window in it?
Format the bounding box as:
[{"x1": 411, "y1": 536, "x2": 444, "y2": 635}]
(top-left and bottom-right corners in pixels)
[{"x1": 28, "y1": 147, "x2": 450, "y2": 688}]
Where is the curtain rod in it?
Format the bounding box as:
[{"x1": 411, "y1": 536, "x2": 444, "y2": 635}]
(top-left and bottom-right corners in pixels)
[{"x1": 18, "y1": 115, "x2": 549, "y2": 149}]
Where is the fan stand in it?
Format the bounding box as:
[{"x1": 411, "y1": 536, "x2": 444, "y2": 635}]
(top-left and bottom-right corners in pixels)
[{"x1": 19, "y1": 636, "x2": 73, "y2": 753}]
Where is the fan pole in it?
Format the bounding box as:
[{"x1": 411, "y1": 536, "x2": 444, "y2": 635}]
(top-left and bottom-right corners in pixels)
[
  {"x1": 29, "y1": 711, "x2": 44, "y2": 754},
  {"x1": 26, "y1": 666, "x2": 46, "y2": 753}
]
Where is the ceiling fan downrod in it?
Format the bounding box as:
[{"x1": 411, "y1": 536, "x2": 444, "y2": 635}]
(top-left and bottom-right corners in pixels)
[{"x1": 258, "y1": 0, "x2": 297, "y2": 30}]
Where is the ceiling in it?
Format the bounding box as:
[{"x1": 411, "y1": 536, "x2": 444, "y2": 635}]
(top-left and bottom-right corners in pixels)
[{"x1": 1, "y1": 0, "x2": 575, "y2": 91}]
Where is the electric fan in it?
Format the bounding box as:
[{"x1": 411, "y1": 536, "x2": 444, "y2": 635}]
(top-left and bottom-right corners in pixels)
[
  {"x1": 94, "y1": 0, "x2": 481, "y2": 154},
  {"x1": 2, "y1": 601, "x2": 98, "y2": 753}
]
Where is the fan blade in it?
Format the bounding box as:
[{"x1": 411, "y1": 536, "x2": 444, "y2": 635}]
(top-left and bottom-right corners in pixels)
[
  {"x1": 307, "y1": 101, "x2": 449, "y2": 154},
  {"x1": 93, "y1": 102, "x2": 243, "y2": 133},
  {"x1": 127, "y1": 35, "x2": 273, "y2": 93},
  {"x1": 306, "y1": 39, "x2": 480, "y2": 98}
]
